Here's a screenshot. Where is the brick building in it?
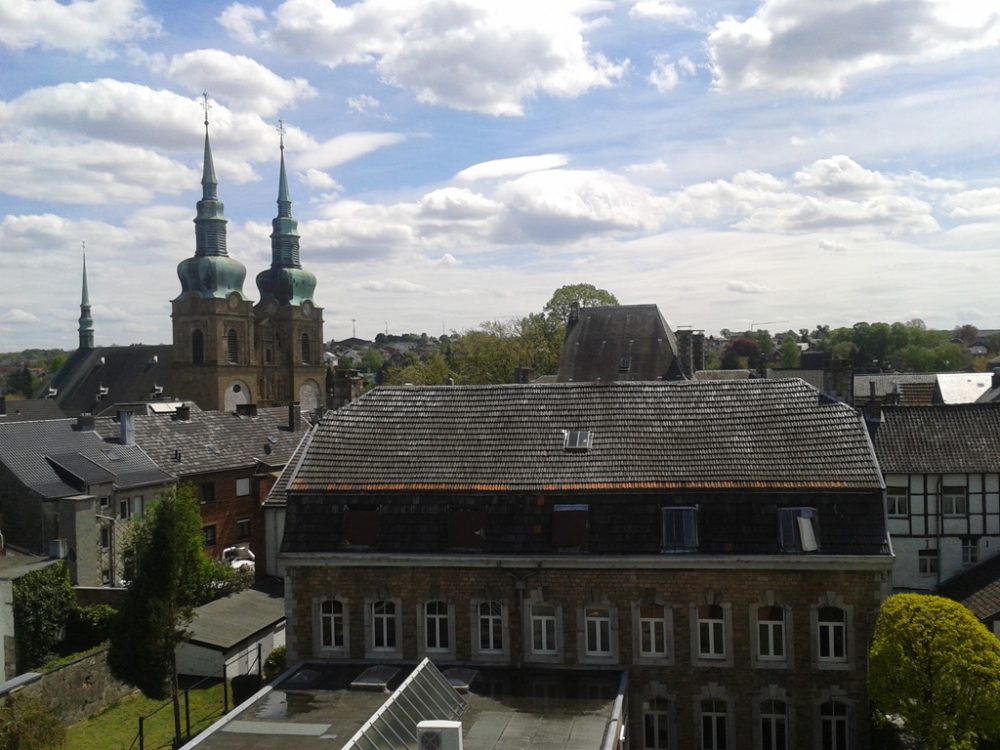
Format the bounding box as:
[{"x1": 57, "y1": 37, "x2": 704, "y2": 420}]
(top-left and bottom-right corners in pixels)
[{"x1": 280, "y1": 379, "x2": 892, "y2": 749}]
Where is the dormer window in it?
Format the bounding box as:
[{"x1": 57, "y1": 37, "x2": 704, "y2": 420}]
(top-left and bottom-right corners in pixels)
[
  {"x1": 778, "y1": 507, "x2": 819, "y2": 552},
  {"x1": 564, "y1": 430, "x2": 592, "y2": 451},
  {"x1": 618, "y1": 356, "x2": 631, "y2": 372}
]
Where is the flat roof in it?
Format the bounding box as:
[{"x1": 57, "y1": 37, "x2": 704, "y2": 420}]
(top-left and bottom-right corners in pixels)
[{"x1": 181, "y1": 661, "x2": 623, "y2": 750}]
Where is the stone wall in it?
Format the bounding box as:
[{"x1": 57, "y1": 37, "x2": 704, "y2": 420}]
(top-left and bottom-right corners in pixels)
[{"x1": 4, "y1": 647, "x2": 135, "y2": 725}]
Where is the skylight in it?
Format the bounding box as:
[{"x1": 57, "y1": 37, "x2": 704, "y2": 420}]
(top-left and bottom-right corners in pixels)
[{"x1": 563, "y1": 430, "x2": 592, "y2": 451}]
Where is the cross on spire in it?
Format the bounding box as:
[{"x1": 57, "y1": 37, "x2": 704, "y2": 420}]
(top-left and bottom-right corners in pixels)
[
  {"x1": 201, "y1": 91, "x2": 212, "y2": 129},
  {"x1": 277, "y1": 118, "x2": 286, "y2": 151}
]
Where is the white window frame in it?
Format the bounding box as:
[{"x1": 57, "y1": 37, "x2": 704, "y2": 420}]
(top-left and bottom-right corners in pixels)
[
  {"x1": 235, "y1": 477, "x2": 251, "y2": 497},
  {"x1": 885, "y1": 488, "x2": 909, "y2": 517},
  {"x1": 760, "y1": 699, "x2": 787, "y2": 750},
  {"x1": 317, "y1": 598, "x2": 348, "y2": 654},
  {"x1": 471, "y1": 599, "x2": 509, "y2": 662},
  {"x1": 364, "y1": 597, "x2": 402, "y2": 658},
  {"x1": 643, "y1": 697, "x2": 671, "y2": 750},
  {"x1": 698, "y1": 605, "x2": 726, "y2": 659},
  {"x1": 918, "y1": 548, "x2": 938, "y2": 576},
  {"x1": 424, "y1": 600, "x2": 450, "y2": 653},
  {"x1": 661, "y1": 507, "x2": 698, "y2": 552},
  {"x1": 700, "y1": 699, "x2": 728, "y2": 750},
  {"x1": 639, "y1": 603, "x2": 668, "y2": 659},
  {"x1": 961, "y1": 536, "x2": 979, "y2": 566},
  {"x1": 478, "y1": 600, "x2": 503, "y2": 653},
  {"x1": 584, "y1": 606, "x2": 613, "y2": 657},
  {"x1": 817, "y1": 607, "x2": 847, "y2": 664},
  {"x1": 941, "y1": 486, "x2": 967, "y2": 516},
  {"x1": 756, "y1": 606, "x2": 785, "y2": 661},
  {"x1": 778, "y1": 507, "x2": 819, "y2": 552},
  {"x1": 531, "y1": 604, "x2": 558, "y2": 655},
  {"x1": 819, "y1": 700, "x2": 850, "y2": 750}
]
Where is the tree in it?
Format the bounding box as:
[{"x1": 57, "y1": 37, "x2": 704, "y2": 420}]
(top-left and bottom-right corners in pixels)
[
  {"x1": 953, "y1": 324, "x2": 979, "y2": 345},
  {"x1": 109, "y1": 486, "x2": 217, "y2": 745},
  {"x1": 869, "y1": 594, "x2": 1000, "y2": 750},
  {"x1": 778, "y1": 332, "x2": 800, "y2": 369},
  {"x1": 543, "y1": 283, "x2": 619, "y2": 324},
  {"x1": 12, "y1": 563, "x2": 74, "y2": 672},
  {"x1": 721, "y1": 337, "x2": 762, "y2": 370},
  {"x1": 5, "y1": 368, "x2": 35, "y2": 399}
]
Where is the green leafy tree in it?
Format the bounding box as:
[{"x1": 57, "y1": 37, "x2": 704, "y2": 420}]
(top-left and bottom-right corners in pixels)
[
  {"x1": 385, "y1": 353, "x2": 451, "y2": 385},
  {"x1": 109, "y1": 485, "x2": 217, "y2": 745},
  {"x1": 778, "y1": 332, "x2": 800, "y2": 369},
  {"x1": 0, "y1": 695, "x2": 65, "y2": 750},
  {"x1": 12, "y1": 563, "x2": 74, "y2": 672},
  {"x1": 360, "y1": 349, "x2": 384, "y2": 373},
  {"x1": 5, "y1": 368, "x2": 36, "y2": 399},
  {"x1": 870, "y1": 594, "x2": 1000, "y2": 750},
  {"x1": 543, "y1": 283, "x2": 619, "y2": 324}
]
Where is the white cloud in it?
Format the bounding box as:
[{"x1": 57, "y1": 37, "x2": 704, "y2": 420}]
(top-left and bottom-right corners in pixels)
[
  {"x1": 347, "y1": 94, "x2": 380, "y2": 114},
  {"x1": 229, "y1": 0, "x2": 627, "y2": 116},
  {"x1": 726, "y1": 280, "x2": 770, "y2": 294},
  {"x1": 419, "y1": 188, "x2": 499, "y2": 219},
  {"x1": 358, "y1": 279, "x2": 427, "y2": 294},
  {"x1": 165, "y1": 49, "x2": 316, "y2": 116},
  {"x1": 299, "y1": 168, "x2": 343, "y2": 192},
  {"x1": 217, "y1": 3, "x2": 267, "y2": 45},
  {"x1": 456, "y1": 154, "x2": 569, "y2": 182},
  {"x1": 708, "y1": 0, "x2": 1000, "y2": 96},
  {"x1": 941, "y1": 188, "x2": 1000, "y2": 219},
  {"x1": 303, "y1": 131, "x2": 407, "y2": 171},
  {"x1": 794, "y1": 155, "x2": 891, "y2": 197},
  {"x1": 819, "y1": 238, "x2": 847, "y2": 253},
  {"x1": 0, "y1": 0, "x2": 158, "y2": 57},
  {"x1": 629, "y1": 0, "x2": 696, "y2": 24},
  {"x1": 649, "y1": 54, "x2": 679, "y2": 93},
  {"x1": 0, "y1": 308, "x2": 40, "y2": 324}
]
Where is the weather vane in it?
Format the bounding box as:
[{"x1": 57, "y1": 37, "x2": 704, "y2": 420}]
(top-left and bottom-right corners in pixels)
[
  {"x1": 277, "y1": 118, "x2": 286, "y2": 151},
  {"x1": 201, "y1": 91, "x2": 212, "y2": 129}
]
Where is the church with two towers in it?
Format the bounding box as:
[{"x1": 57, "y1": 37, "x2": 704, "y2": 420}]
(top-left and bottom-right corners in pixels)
[{"x1": 49, "y1": 114, "x2": 326, "y2": 416}]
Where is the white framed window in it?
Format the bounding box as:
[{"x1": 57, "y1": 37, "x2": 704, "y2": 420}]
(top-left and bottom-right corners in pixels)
[
  {"x1": 918, "y1": 549, "x2": 938, "y2": 576},
  {"x1": 119, "y1": 496, "x2": 143, "y2": 520},
  {"x1": 424, "y1": 600, "x2": 450, "y2": 652},
  {"x1": 319, "y1": 599, "x2": 345, "y2": 650},
  {"x1": 236, "y1": 477, "x2": 251, "y2": 497},
  {"x1": 585, "y1": 607, "x2": 612, "y2": 656},
  {"x1": 531, "y1": 604, "x2": 558, "y2": 655},
  {"x1": 820, "y1": 700, "x2": 849, "y2": 750},
  {"x1": 479, "y1": 601, "x2": 503, "y2": 653},
  {"x1": 698, "y1": 605, "x2": 725, "y2": 659},
  {"x1": 885, "y1": 488, "x2": 908, "y2": 517},
  {"x1": 778, "y1": 507, "x2": 819, "y2": 551},
  {"x1": 760, "y1": 699, "x2": 787, "y2": 750},
  {"x1": 700, "y1": 699, "x2": 728, "y2": 750},
  {"x1": 643, "y1": 697, "x2": 670, "y2": 750},
  {"x1": 372, "y1": 600, "x2": 397, "y2": 651},
  {"x1": 817, "y1": 607, "x2": 846, "y2": 663},
  {"x1": 941, "y1": 486, "x2": 967, "y2": 516},
  {"x1": 962, "y1": 536, "x2": 979, "y2": 566},
  {"x1": 639, "y1": 603, "x2": 668, "y2": 658},
  {"x1": 757, "y1": 606, "x2": 785, "y2": 661},
  {"x1": 661, "y1": 507, "x2": 698, "y2": 551}
]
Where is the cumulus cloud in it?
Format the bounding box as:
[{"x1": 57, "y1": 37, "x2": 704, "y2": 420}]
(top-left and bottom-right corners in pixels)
[
  {"x1": 217, "y1": 3, "x2": 267, "y2": 44},
  {"x1": 299, "y1": 168, "x2": 343, "y2": 192},
  {"x1": 794, "y1": 155, "x2": 892, "y2": 197},
  {"x1": 941, "y1": 188, "x2": 1000, "y2": 219},
  {"x1": 0, "y1": 308, "x2": 40, "y2": 324},
  {"x1": 224, "y1": 0, "x2": 627, "y2": 116},
  {"x1": 819, "y1": 239, "x2": 847, "y2": 253},
  {"x1": 456, "y1": 154, "x2": 569, "y2": 182},
  {"x1": 0, "y1": 0, "x2": 159, "y2": 57},
  {"x1": 726, "y1": 280, "x2": 770, "y2": 294},
  {"x1": 629, "y1": 0, "x2": 696, "y2": 24},
  {"x1": 358, "y1": 279, "x2": 427, "y2": 293},
  {"x1": 165, "y1": 49, "x2": 316, "y2": 115},
  {"x1": 419, "y1": 188, "x2": 499, "y2": 219},
  {"x1": 708, "y1": 0, "x2": 1000, "y2": 96},
  {"x1": 649, "y1": 54, "x2": 680, "y2": 92},
  {"x1": 347, "y1": 94, "x2": 380, "y2": 114}
]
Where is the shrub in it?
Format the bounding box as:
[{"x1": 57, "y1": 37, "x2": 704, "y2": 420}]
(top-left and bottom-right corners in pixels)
[
  {"x1": 230, "y1": 674, "x2": 262, "y2": 705},
  {"x1": 64, "y1": 605, "x2": 117, "y2": 652},
  {"x1": 13, "y1": 564, "x2": 74, "y2": 673},
  {"x1": 263, "y1": 646, "x2": 286, "y2": 681}
]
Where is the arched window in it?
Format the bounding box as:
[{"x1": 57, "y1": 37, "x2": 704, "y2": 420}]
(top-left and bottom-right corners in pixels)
[
  {"x1": 478, "y1": 601, "x2": 503, "y2": 652},
  {"x1": 643, "y1": 698, "x2": 670, "y2": 750},
  {"x1": 697, "y1": 604, "x2": 726, "y2": 658},
  {"x1": 818, "y1": 606, "x2": 846, "y2": 662},
  {"x1": 424, "y1": 601, "x2": 449, "y2": 651},
  {"x1": 301, "y1": 332, "x2": 311, "y2": 364},
  {"x1": 320, "y1": 599, "x2": 344, "y2": 649},
  {"x1": 191, "y1": 329, "x2": 204, "y2": 364},
  {"x1": 227, "y1": 329, "x2": 238, "y2": 364}
]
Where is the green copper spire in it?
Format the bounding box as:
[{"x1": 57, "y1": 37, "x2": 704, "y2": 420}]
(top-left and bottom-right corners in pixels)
[
  {"x1": 256, "y1": 121, "x2": 317, "y2": 306},
  {"x1": 176, "y1": 93, "x2": 247, "y2": 300},
  {"x1": 78, "y1": 243, "x2": 94, "y2": 350}
]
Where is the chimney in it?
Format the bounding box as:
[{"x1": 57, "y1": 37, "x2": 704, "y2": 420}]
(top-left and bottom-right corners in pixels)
[
  {"x1": 236, "y1": 403, "x2": 258, "y2": 417},
  {"x1": 865, "y1": 382, "x2": 882, "y2": 421},
  {"x1": 513, "y1": 367, "x2": 533, "y2": 384},
  {"x1": 993, "y1": 367, "x2": 1000, "y2": 390},
  {"x1": 692, "y1": 331, "x2": 706, "y2": 373},
  {"x1": 288, "y1": 401, "x2": 301, "y2": 431},
  {"x1": 76, "y1": 413, "x2": 95, "y2": 432},
  {"x1": 118, "y1": 409, "x2": 135, "y2": 445},
  {"x1": 175, "y1": 404, "x2": 191, "y2": 421}
]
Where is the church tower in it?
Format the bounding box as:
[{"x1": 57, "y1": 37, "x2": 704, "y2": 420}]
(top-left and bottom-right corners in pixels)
[
  {"x1": 171, "y1": 97, "x2": 258, "y2": 411},
  {"x1": 253, "y1": 125, "x2": 325, "y2": 411},
  {"x1": 78, "y1": 248, "x2": 94, "y2": 350}
]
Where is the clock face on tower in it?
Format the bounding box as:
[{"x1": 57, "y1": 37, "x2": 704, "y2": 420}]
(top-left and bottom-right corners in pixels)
[
  {"x1": 301, "y1": 300, "x2": 313, "y2": 317},
  {"x1": 227, "y1": 292, "x2": 240, "y2": 310}
]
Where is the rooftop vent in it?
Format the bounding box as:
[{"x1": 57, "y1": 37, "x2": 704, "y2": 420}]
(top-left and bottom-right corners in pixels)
[
  {"x1": 350, "y1": 665, "x2": 400, "y2": 692},
  {"x1": 97, "y1": 385, "x2": 109, "y2": 399},
  {"x1": 149, "y1": 355, "x2": 158, "y2": 365}
]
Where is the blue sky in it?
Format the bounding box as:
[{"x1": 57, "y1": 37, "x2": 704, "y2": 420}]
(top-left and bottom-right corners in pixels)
[{"x1": 2, "y1": 0, "x2": 1000, "y2": 350}]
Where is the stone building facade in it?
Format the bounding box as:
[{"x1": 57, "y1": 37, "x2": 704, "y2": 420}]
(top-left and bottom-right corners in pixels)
[{"x1": 280, "y1": 379, "x2": 892, "y2": 749}]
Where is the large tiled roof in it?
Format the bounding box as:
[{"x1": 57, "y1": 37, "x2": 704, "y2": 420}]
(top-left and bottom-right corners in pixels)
[
  {"x1": 0, "y1": 399, "x2": 66, "y2": 422},
  {"x1": 95, "y1": 407, "x2": 310, "y2": 477},
  {"x1": 873, "y1": 404, "x2": 1000, "y2": 474},
  {"x1": 556, "y1": 305, "x2": 684, "y2": 382},
  {"x1": 291, "y1": 379, "x2": 882, "y2": 493},
  {"x1": 44, "y1": 345, "x2": 175, "y2": 417},
  {"x1": 0, "y1": 419, "x2": 172, "y2": 498},
  {"x1": 264, "y1": 426, "x2": 315, "y2": 507}
]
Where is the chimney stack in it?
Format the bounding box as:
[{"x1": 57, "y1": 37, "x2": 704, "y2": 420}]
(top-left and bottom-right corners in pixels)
[
  {"x1": 175, "y1": 404, "x2": 191, "y2": 421},
  {"x1": 118, "y1": 409, "x2": 135, "y2": 445},
  {"x1": 76, "y1": 413, "x2": 95, "y2": 432},
  {"x1": 288, "y1": 401, "x2": 301, "y2": 431}
]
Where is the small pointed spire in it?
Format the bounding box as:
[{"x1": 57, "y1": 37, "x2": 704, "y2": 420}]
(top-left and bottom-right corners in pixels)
[
  {"x1": 201, "y1": 92, "x2": 217, "y2": 200},
  {"x1": 276, "y1": 119, "x2": 291, "y2": 214},
  {"x1": 78, "y1": 242, "x2": 94, "y2": 350},
  {"x1": 81, "y1": 241, "x2": 90, "y2": 307}
]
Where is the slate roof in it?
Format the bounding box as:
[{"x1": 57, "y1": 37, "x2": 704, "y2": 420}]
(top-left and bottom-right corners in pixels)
[
  {"x1": 0, "y1": 419, "x2": 172, "y2": 499},
  {"x1": 263, "y1": 425, "x2": 316, "y2": 508},
  {"x1": 873, "y1": 404, "x2": 1000, "y2": 474},
  {"x1": 556, "y1": 305, "x2": 684, "y2": 383},
  {"x1": 185, "y1": 584, "x2": 285, "y2": 650},
  {"x1": 291, "y1": 379, "x2": 882, "y2": 493},
  {"x1": 0, "y1": 399, "x2": 66, "y2": 422},
  {"x1": 43, "y1": 345, "x2": 175, "y2": 417},
  {"x1": 937, "y1": 551, "x2": 1000, "y2": 621},
  {"x1": 853, "y1": 373, "x2": 938, "y2": 406},
  {"x1": 95, "y1": 407, "x2": 310, "y2": 477}
]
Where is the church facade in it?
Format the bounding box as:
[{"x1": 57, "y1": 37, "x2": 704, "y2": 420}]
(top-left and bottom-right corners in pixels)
[{"x1": 169, "y1": 120, "x2": 326, "y2": 412}]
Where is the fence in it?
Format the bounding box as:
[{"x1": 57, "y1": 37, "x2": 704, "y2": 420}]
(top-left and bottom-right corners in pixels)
[{"x1": 128, "y1": 645, "x2": 263, "y2": 750}]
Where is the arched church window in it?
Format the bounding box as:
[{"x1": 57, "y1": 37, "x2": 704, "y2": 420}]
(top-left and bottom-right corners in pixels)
[
  {"x1": 227, "y1": 329, "x2": 239, "y2": 364},
  {"x1": 301, "y1": 333, "x2": 311, "y2": 364},
  {"x1": 191, "y1": 329, "x2": 204, "y2": 365}
]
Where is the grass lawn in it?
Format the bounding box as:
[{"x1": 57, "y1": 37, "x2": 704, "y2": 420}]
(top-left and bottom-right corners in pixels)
[{"x1": 66, "y1": 681, "x2": 227, "y2": 750}]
